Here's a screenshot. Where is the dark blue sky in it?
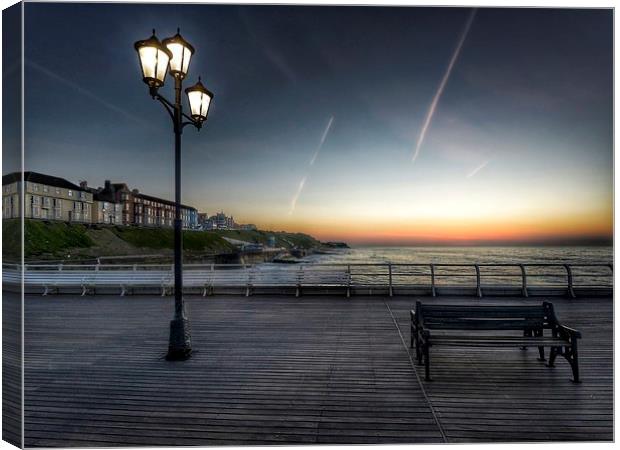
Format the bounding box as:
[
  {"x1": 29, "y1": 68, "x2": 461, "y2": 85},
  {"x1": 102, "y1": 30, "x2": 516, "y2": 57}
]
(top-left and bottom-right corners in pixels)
[{"x1": 18, "y1": 4, "x2": 612, "y2": 243}]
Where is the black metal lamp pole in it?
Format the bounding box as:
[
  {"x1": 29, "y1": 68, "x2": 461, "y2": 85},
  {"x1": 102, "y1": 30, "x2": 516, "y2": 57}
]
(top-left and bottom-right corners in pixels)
[
  {"x1": 168, "y1": 75, "x2": 190, "y2": 360},
  {"x1": 134, "y1": 29, "x2": 214, "y2": 361}
]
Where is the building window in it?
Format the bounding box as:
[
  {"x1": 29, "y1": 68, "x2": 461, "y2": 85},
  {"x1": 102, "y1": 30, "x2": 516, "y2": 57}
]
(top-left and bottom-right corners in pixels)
[
  {"x1": 31, "y1": 195, "x2": 40, "y2": 205},
  {"x1": 68, "y1": 190, "x2": 73, "y2": 197},
  {"x1": 32, "y1": 206, "x2": 40, "y2": 217},
  {"x1": 32, "y1": 183, "x2": 39, "y2": 192},
  {"x1": 55, "y1": 187, "x2": 60, "y2": 195},
  {"x1": 43, "y1": 185, "x2": 49, "y2": 193}
]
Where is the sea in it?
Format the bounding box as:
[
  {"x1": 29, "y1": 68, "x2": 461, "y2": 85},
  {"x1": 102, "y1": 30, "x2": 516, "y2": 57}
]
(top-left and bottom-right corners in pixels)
[
  {"x1": 303, "y1": 246, "x2": 613, "y2": 265},
  {"x1": 295, "y1": 246, "x2": 614, "y2": 288}
]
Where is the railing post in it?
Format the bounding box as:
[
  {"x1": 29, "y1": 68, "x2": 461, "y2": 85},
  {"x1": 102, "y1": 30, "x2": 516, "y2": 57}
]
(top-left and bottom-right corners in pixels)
[
  {"x1": 430, "y1": 264, "x2": 436, "y2": 297},
  {"x1": 296, "y1": 265, "x2": 303, "y2": 297},
  {"x1": 346, "y1": 264, "x2": 351, "y2": 298},
  {"x1": 519, "y1": 264, "x2": 528, "y2": 298},
  {"x1": 246, "y1": 266, "x2": 253, "y2": 297},
  {"x1": 388, "y1": 263, "x2": 393, "y2": 297},
  {"x1": 475, "y1": 264, "x2": 482, "y2": 298},
  {"x1": 58, "y1": 264, "x2": 63, "y2": 272},
  {"x1": 565, "y1": 264, "x2": 576, "y2": 298}
]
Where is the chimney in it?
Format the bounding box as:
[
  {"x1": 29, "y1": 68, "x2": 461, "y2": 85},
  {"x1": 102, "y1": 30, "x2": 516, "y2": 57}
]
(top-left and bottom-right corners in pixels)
[
  {"x1": 79, "y1": 180, "x2": 88, "y2": 189},
  {"x1": 104, "y1": 180, "x2": 111, "y2": 190},
  {"x1": 132, "y1": 189, "x2": 139, "y2": 195}
]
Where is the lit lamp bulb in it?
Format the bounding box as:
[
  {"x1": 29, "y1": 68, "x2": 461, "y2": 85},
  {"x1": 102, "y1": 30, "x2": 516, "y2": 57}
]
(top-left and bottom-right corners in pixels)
[
  {"x1": 162, "y1": 28, "x2": 195, "y2": 79},
  {"x1": 185, "y1": 77, "x2": 214, "y2": 123},
  {"x1": 134, "y1": 30, "x2": 172, "y2": 90}
]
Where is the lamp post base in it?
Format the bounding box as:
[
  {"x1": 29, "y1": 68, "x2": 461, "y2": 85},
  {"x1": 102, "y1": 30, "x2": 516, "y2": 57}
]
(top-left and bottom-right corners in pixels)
[{"x1": 166, "y1": 317, "x2": 192, "y2": 361}]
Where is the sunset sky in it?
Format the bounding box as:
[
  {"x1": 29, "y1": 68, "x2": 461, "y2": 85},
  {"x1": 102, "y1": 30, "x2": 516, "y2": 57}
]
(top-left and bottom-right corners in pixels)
[{"x1": 14, "y1": 4, "x2": 613, "y2": 245}]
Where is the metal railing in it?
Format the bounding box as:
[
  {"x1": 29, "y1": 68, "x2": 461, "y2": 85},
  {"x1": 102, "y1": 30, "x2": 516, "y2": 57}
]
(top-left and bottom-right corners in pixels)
[{"x1": 2, "y1": 262, "x2": 613, "y2": 297}]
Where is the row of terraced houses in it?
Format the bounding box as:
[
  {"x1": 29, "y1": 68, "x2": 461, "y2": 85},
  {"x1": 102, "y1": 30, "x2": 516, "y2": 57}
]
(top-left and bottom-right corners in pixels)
[{"x1": 2, "y1": 172, "x2": 199, "y2": 229}]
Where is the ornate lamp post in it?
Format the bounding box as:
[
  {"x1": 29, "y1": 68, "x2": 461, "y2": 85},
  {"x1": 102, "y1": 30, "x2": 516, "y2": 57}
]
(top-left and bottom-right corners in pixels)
[{"x1": 134, "y1": 29, "x2": 214, "y2": 360}]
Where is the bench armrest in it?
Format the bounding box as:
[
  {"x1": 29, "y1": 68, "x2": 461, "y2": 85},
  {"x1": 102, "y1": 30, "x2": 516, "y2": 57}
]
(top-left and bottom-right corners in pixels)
[
  {"x1": 410, "y1": 310, "x2": 418, "y2": 332},
  {"x1": 557, "y1": 324, "x2": 581, "y2": 339}
]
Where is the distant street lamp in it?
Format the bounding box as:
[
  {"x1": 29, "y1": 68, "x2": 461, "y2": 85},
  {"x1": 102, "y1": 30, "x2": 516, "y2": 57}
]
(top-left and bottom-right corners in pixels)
[{"x1": 134, "y1": 29, "x2": 214, "y2": 360}]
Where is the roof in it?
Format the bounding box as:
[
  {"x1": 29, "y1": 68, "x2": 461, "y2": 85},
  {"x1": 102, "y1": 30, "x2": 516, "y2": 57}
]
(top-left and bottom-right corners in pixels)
[
  {"x1": 135, "y1": 192, "x2": 197, "y2": 211},
  {"x1": 93, "y1": 191, "x2": 119, "y2": 203},
  {"x1": 2, "y1": 171, "x2": 84, "y2": 191}
]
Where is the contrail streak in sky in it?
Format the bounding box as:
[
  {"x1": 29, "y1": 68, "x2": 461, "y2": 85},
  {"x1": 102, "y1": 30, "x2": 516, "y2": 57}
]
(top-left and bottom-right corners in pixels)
[
  {"x1": 288, "y1": 176, "x2": 307, "y2": 215},
  {"x1": 289, "y1": 116, "x2": 335, "y2": 215},
  {"x1": 26, "y1": 59, "x2": 153, "y2": 129},
  {"x1": 412, "y1": 9, "x2": 476, "y2": 164},
  {"x1": 310, "y1": 116, "x2": 334, "y2": 165},
  {"x1": 467, "y1": 159, "x2": 490, "y2": 178}
]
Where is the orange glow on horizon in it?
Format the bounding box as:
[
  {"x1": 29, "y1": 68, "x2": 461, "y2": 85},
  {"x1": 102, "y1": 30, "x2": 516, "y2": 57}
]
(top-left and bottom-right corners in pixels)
[{"x1": 251, "y1": 208, "x2": 612, "y2": 245}]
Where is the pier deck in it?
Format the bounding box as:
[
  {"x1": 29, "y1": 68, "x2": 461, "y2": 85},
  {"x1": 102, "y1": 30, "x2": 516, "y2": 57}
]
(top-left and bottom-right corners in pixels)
[{"x1": 14, "y1": 293, "x2": 614, "y2": 446}]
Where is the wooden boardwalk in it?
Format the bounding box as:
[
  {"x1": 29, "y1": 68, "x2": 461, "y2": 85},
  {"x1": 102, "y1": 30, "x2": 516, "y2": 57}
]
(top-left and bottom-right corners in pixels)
[{"x1": 17, "y1": 293, "x2": 613, "y2": 446}]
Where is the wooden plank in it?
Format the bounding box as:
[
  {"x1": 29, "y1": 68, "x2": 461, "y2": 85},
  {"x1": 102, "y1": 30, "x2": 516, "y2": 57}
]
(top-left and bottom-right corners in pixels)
[
  {"x1": 20, "y1": 293, "x2": 612, "y2": 445},
  {"x1": 23, "y1": 294, "x2": 445, "y2": 446}
]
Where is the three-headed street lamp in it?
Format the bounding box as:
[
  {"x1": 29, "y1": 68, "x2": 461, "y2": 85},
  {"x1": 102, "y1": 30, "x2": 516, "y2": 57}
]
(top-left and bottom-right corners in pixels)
[{"x1": 134, "y1": 29, "x2": 214, "y2": 361}]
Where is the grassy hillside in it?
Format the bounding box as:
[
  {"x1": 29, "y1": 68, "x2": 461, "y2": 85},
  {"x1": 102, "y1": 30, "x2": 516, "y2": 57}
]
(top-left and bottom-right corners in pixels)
[
  {"x1": 214, "y1": 229, "x2": 321, "y2": 249},
  {"x1": 110, "y1": 226, "x2": 236, "y2": 253},
  {"x1": 3, "y1": 220, "x2": 323, "y2": 261},
  {"x1": 3, "y1": 219, "x2": 94, "y2": 260}
]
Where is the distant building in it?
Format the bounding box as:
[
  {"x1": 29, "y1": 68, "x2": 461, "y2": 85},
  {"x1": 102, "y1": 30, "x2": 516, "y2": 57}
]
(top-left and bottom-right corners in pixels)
[
  {"x1": 2, "y1": 171, "x2": 93, "y2": 223},
  {"x1": 104, "y1": 182, "x2": 197, "y2": 229},
  {"x1": 198, "y1": 211, "x2": 256, "y2": 231},
  {"x1": 267, "y1": 235, "x2": 277, "y2": 248},
  {"x1": 201, "y1": 211, "x2": 236, "y2": 230},
  {"x1": 85, "y1": 180, "x2": 122, "y2": 225}
]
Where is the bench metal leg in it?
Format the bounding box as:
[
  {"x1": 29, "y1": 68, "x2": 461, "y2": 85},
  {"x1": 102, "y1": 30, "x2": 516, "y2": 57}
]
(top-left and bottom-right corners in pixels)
[
  {"x1": 120, "y1": 285, "x2": 127, "y2": 297},
  {"x1": 520, "y1": 329, "x2": 530, "y2": 350},
  {"x1": 547, "y1": 346, "x2": 559, "y2": 367},
  {"x1": 568, "y1": 341, "x2": 580, "y2": 383},
  {"x1": 536, "y1": 329, "x2": 545, "y2": 361},
  {"x1": 424, "y1": 344, "x2": 431, "y2": 381}
]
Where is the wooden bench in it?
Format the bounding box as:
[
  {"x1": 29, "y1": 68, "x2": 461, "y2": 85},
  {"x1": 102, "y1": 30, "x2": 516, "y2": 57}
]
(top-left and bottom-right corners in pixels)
[
  {"x1": 24, "y1": 270, "x2": 94, "y2": 296},
  {"x1": 98, "y1": 270, "x2": 171, "y2": 296},
  {"x1": 298, "y1": 266, "x2": 350, "y2": 297},
  {"x1": 410, "y1": 301, "x2": 581, "y2": 382},
  {"x1": 247, "y1": 266, "x2": 299, "y2": 296}
]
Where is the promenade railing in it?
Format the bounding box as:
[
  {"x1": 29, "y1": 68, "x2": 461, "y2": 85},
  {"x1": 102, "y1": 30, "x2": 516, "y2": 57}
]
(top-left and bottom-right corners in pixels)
[{"x1": 2, "y1": 262, "x2": 613, "y2": 297}]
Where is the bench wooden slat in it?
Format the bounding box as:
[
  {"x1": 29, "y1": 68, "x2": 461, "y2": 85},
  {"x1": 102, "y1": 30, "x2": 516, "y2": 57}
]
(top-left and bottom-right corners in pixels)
[
  {"x1": 421, "y1": 306, "x2": 545, "y2": 318},
  {"x1": 431, "y1": 336, "x2": 567, "y2": 347},
  {"x1": 422, "y1": 318, "x2": 545, "y2": 330}
]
